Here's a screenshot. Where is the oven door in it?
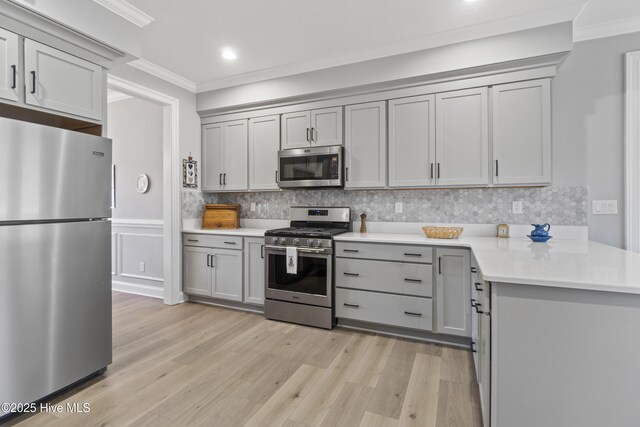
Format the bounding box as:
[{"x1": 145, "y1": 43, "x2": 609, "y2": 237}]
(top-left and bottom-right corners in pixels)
[
  {"x1": 265, "y1": 245, "x2": 332, "y2": 307},
  {"x1": 278, "y1": 146, "x2": 342, "y2": 188}
]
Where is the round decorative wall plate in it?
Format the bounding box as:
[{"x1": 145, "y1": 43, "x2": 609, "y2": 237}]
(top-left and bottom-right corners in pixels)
[{"x1": 136, "y1": 174, "x2": 149, "y2": 193}]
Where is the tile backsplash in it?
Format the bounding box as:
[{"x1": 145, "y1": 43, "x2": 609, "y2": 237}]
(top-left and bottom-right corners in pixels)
[{"x1": 183, "y1": 187, "x2": 588, "y2": 226}]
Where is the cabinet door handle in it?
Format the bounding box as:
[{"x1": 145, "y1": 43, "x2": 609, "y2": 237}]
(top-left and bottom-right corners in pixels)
[
  {"x1": 343, "y1": 303, "x2": 360, "y2": 308},
  {"x1": 275, "y1": 170, "x2": 279, "y2": 183},
  {"x1": 404, "y1": 311, "x2": 422, "y2": 317},
  {"x1": 343, "y1": 249, "x2": 359, "y2": 253},
  {"x1": 404, "y1": 253, "x2": 422, "y2": 257},
  {"x1": 343, "y1": 272, "x2": 359, "y2": 277},
  {"x1": 346, "y1": 167, "x2": 349, "y2": 182},
  {"x1": 474, "y1": 303, "x2": 486, "y2": 314},
  {"x1": 495, "y1": 159, "x2": 499, "y2": 177},
  {"x1": 224, "y1": 241, "x2": 237, "y2": 245},
  {"x1": 471, "y1": 341, "x2": 477, "y2": 353},
  {"x1": 404, "y1": 278, "x2": 422, "y2": 283},
  {"x1": 206, "y1": 254, "x2": 211, "y2": 267},
  {"x1": 187, "y1": 239, "x2": 199, "y2": 242},
  {"x1": 10, "y1": 65, "x2": 16, "y2": 89},
  {"x1": 430, "y1": 163, "x2": 434, "y2": 179},
  {"x1": 311, "y1": 127, "x2": 316, "y2": 142},
  {"x1": 223, "y1": 173, "x2": 227, "y2": 185},
  {"x1": 210, "y1": 254, "x2": 215, "y2": 268},
  {"x1": 471, "y1": 267, "x2": 477, "y2": 273},
  {"x1": 471, "y1": 298, "x2": 477, "y2": 308},
  {"x1": 306, "y1": 128, "x2": 310, "y2": 142},
  {"x1": 30, "y1": 71, "x2": 36, "y2": 94},
  {"x1": 261, "y1": 244, "x2": 264, "y2": 259},
  {"x1": 219, "y1": 173, "x2": 223, "y2": 186},
  {"x1": 475, "y1": 282, "x2": 483, "y2": 292},
  {"x1": 437, "y1": 163, "x2": 441, "y2": 179},
  {"x1": 438, "y1": 256, "x2": 442, "y2": 274}
]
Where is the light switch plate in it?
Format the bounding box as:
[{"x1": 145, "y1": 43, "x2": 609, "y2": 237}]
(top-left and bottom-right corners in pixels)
[
  {"x1": 395, "y1": 202, "x2": 403, "y2": 213},
  {"x1": 512, "y1": 201, "x2": 523, "y2": 214},
  {"x1": 592, "y1": 200, "x2": 618, "y2": 215}
]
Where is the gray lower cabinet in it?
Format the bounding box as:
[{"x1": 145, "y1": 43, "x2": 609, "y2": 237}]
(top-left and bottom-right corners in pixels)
[
  {"x1": 435, "y1": 248, "x2": 471, "y2": 337},
  {"x1": 182, "y1": 234, "x2": 244, "y2": 302},
  {"x1": 471, "y1": 255, "x2": 491, "y2": 427},
  {"x1": 243, "y1": 237, "x2": 265, "y2": 305},
  {"x1": 335, "y1": 241, "x2": 434, "y2": 332}
]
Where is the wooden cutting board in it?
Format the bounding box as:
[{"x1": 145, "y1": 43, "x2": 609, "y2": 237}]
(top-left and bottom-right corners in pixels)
[{"x1": 202, "y1": 204, "x2": 240, "y2": 229}]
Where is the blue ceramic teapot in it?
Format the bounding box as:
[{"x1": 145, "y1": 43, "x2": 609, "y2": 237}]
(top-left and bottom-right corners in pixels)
[
  {"x1": 531, "y1": 223, "x2": 551, "y2": 237},
  {"x1": 528, "y1": 223, "x2": 552, "y2": 242}
]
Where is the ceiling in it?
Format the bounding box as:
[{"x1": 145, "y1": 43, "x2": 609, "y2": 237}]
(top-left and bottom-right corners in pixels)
[{"x1": 122, "y1": 0, "x2": 640, "y2": 92}]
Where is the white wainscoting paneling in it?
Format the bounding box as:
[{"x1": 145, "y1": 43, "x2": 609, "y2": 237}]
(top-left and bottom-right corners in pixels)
[{"x1": 111, "y1": 219, "x2": 164, "y2": 299}]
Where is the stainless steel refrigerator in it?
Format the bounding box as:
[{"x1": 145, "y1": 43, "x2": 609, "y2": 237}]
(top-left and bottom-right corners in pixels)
[{"x1": 0, "y1": 118, "x2": 112, "y2": 416}]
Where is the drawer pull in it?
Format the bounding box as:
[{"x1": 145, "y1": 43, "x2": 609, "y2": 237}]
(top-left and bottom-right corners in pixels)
[
  {"x1": 187, "y1": 239, "x2": 199, "y2": 242},
  {"x1": 471, "y1": 298, "x2": 477, "y2": 308},
  {"x1": 404, "y1": 278, "x2": 422, "y2": 283},
  {"x1": 224, "y1": 241, "x2": 237, "y2": 245},
  {"x1": 343, "y1": 249, "x2": 359, "y2": 253},
  {"x1": 343, "y1": 303, "x2": 360, "y2": 308},
  {"x1": 404, "y1": 253, "x2": 422, "y2": 257},
  {"x1": 471, "y1": 341, "x2": 477, "y2": 353},
  {"x1": 475, "y1": 282, "x2": 483, "y2": 292},
  {"x1": 343, "y1": 272, "x2": 360, "y2": 277},
  {"x1": 404, "y1": 311, "x2": 422, "y2": 317},
  {"x1": 471, "y1": 267, "x2": 477, "y2": 273}
]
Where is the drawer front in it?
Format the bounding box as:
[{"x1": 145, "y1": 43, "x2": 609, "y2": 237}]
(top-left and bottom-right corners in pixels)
[
  {"x1": 182, "y1": 233, "x2": 243, "y2": 249},
  {"x1": 336, "y1": 288, "x2": 432, "y2": 331},
  {"x1": 336, "y1": 258, "x2": 432, "y2": 297},
  {"x1": 336, "y1": 242, "x2": 432, "y2": 263}
]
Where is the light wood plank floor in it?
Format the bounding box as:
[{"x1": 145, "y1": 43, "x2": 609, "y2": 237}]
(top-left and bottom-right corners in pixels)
[{"x1": 8, "y1": 292, "x2": 482, "y2": 427}]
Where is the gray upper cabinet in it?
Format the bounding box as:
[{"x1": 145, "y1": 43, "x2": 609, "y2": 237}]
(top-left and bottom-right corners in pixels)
[
  {"x1": 388, "y1": 95, "x2": 436, "y2": 187},
  {"x1": 435, "y1": 248, "x2": 471, "y2": 337},
  {"x1": 249, "y1": 115, "x2": 280, "y2": 191},
  {"x1": 0, "y1": 28, "x2": 19, "y2": 102},
  {"x1": 344, "y1": 101, "x2": 387, "y2": 189},
  {"x1": 435, "y1": 88, "x2": 489, "y2": 186},
  {"x1": 202, "y1": 120, "x2": 248, "y2": 192},
  {"x1": 281, "y1": 106, "x2": 342, "y2": 149},
  {"x1": 492, "y1": 78, "x2": 551, "y2": 185},
  {"x1": 24, "y1": 39, "x2": 103, "y2": 121}
]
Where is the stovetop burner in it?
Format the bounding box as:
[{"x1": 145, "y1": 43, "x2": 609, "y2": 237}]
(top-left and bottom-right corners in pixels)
[{"x1": 265, "y1": 227, "x2": 348, "y2": 238}]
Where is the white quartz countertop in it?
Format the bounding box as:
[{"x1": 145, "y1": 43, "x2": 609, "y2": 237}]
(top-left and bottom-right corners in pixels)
[
  {"x1": 335, "y1": 232, "x2": 640, "y2": 295},
  {"x1": 182, "y1": 228, "x2": 267, "y2": 237}
]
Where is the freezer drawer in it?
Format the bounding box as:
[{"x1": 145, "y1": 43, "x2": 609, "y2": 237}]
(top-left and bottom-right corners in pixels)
[
  {"x1": 0, "y1": 117, "x2": 112, "y2": 222},
  {"x1": 0, "y1": 220, "x2": 112, "y2": 413}
]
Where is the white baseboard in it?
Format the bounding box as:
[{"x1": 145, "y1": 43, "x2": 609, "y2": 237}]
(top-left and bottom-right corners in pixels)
[{"x1": 112, "y1": 280, "x2": 164, "y2": 299}]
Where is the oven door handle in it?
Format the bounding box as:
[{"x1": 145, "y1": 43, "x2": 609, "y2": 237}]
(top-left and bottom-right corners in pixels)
[{"x1": 264, "y1": 245, "x2": 331, "y2": 255}]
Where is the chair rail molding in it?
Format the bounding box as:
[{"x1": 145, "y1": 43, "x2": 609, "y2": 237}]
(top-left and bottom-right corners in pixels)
[{"x1": 625, "y1": 51, "x2": 640, "y2": 253}]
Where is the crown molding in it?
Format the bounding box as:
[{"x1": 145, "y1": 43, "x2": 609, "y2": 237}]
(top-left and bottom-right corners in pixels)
[
  {"x1": 129, "y1": 59, "x2": 197, "y2": 92},
  {"x1": 196, "y1": 2, "x2": 584, "y2": 93},
  {"x1": 573, "y1": 16, "x2": 640, "y2": 42},
  {"x1": 107, "y1": 89, "x2": 132, "y2": 103},
  {"x1": 92, "y1": 0, "x2": 154, "y2": 28}
]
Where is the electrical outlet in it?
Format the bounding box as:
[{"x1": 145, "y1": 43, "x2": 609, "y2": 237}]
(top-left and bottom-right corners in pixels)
[
  {"x1": 592, "y1": 200, "x2": 618, "y2": 215},
  {"x1": 139, "y1": 262, "x2": 145, "y2": 272},
  {"x1": 395, "y1": 202, "x2": 403, "y2": 214},
  {"x1": 512, "y1": 201, "x2": 523, "y2": 214},
  {"x1": 250, "y1": 202, "x2": 256, "y2": 212}
]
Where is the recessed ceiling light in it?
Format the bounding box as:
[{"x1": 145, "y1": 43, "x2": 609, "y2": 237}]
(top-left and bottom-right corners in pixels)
[{"x1": 221, "y1": 47, "x2": 237, "y2": 61}]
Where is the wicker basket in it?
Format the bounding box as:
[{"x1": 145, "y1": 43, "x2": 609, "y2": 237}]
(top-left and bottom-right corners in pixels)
[{"x1": 422, "y1": 226, "x2": 464, "y2": 239}]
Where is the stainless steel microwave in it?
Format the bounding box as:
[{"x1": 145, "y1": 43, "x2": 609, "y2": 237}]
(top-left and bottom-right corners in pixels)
[{"x1": 277, "y1": 146, "x2": 343, "y2": 188}]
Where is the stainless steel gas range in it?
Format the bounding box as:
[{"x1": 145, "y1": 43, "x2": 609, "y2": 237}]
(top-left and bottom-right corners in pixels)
[{"x1": 264, "y1": 207, "x2": 351, "y2": 329}]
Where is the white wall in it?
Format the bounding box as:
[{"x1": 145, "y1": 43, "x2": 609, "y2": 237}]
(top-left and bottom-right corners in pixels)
[
  {"x1": 552, "y1": 31, "x2": 640, "y2": 248},
  {"x1": 109, "y1": 96, "x2": 163, "y2": 220}
]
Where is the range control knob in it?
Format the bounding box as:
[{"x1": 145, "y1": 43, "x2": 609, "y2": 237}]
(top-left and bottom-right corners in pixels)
[
  {"x1": 271, "y1": 237, "x2": 279, "y2": 244},
  {"x1": 307, "y1": 239, "x2": 314, "y2": 246},
  {"x1": 315, "y1": 240, "x2": 323, "y2": 248},
  {"x1": 279, "y1": 237, "x2": 287, "y2": 244},
  {"x1": 292, "y1": 238, "x2": 300, "y2": 245}
]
